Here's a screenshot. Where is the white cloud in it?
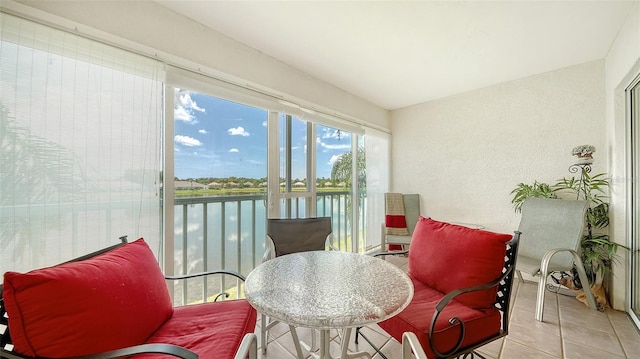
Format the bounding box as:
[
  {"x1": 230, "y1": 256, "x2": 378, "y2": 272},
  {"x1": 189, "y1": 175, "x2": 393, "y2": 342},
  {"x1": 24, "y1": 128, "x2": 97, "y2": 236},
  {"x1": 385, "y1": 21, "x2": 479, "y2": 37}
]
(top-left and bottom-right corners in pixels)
[
  {"x1": 316, "y1": 137, "x2": 351, "y2": 151},
  {"x1": 328, "y1": 154, "x2": 343, "y2": 165},
  {"x1": 321, "y1": 128, "x2": 350, "y2": 140},
  {"x1": 262, "y1": 121, "x2": 267, "y2": 127},
  {"x1": 174, "y1": 105, "x2": 196, "y2": 123},
  {"x1": 180, "y1": 92, "x2": 205, "y2": 113},
  {"x1": 229, "y1": 148, "x2": 239, "y2": 153},
  {"x1": 174, "y1": 90, "x2": 204, "y2": 124},
  {"x1": 228, "y1": 127, "x2": 250, "y2": 136},
  {"x1": 199, "y1": 129, "x2": 208, "y2": 134},
  {"x1": 324, "y1": 143, "x2": 351, "y2": 150},
  {"x1": 174, "y1": 135, "x2": 202, "y2": 147}
]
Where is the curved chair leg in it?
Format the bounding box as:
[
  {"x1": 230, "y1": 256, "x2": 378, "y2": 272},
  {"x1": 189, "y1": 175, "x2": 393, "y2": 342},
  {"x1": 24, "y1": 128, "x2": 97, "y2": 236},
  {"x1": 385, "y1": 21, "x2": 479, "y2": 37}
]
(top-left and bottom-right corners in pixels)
[
  {"x1": 535, "y1": 269, "x2": 549, "y2": 322},
  {"x1": 537, "y1": 249, "x2": 598, "y2": 321},
  {"x1": 380, "y1": 222, "x2": 387, "y2": 257},
  {"x1": 571, "y1": 251, "x2": 598, "y2": 311}
]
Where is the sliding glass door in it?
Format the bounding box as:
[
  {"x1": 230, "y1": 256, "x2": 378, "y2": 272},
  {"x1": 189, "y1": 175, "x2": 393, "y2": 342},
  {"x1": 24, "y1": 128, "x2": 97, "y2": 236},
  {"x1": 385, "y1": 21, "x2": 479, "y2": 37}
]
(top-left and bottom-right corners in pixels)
[
  {"x1": 267, "y1": 114, "x2": 359, "y2": 251},
  {"x1": 629, "y1": 75, "x2": 640, "y2": 329}
]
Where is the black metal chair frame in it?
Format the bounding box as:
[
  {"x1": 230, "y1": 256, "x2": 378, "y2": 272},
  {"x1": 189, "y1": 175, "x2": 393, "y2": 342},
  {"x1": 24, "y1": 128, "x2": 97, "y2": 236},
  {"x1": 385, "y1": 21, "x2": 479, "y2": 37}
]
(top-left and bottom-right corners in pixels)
[
  {"x1": 356, "y1": 232, "x2": 521, "y2": 359},
  {"x1": 0, "y1": 236, "x2": 257, "y2": 359}
]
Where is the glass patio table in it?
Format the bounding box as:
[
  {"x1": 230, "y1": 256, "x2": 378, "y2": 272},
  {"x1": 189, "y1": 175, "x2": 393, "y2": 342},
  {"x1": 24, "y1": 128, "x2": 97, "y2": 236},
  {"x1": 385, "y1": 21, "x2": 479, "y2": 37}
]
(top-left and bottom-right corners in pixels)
[{"x1": 245, "y1": 250, "x2": 413, "y2": 359}]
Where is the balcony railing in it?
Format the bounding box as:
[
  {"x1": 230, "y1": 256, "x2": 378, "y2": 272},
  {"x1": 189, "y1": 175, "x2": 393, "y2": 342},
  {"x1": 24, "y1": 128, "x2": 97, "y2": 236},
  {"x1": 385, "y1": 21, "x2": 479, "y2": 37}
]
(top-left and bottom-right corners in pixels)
[{"x1": 171, "y1": 190, "x2": 365, "y2": 305}]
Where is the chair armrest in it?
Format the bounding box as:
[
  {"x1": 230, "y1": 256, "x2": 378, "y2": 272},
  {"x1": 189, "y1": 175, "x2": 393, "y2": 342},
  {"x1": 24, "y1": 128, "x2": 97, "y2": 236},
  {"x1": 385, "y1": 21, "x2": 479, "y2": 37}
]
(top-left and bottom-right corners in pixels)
[
  {"x1": 428, "y1": 266, "x2": 514, "y2": 357},
  {"x1": 328, "y1": 233, "x2": 340, "y2": 251},
  {"x1": 78, "y1": 344, "x2": 196, "y2": 359},
  {"x1": 373, "y1": 249, "x2": 409, "y2": 257},
  {"x1": 26, "y1": 343, "x2": 198, "y2": 359},
  {"x1": 402, "y1": 332, "x2": 428, "y2": 359},
  {"x1": 165, "y1": 270, "x2": 247, "y2": 301},
  {"x1": 233, "y1": 333, "x2": 258, "y2": 359},
  {"x1": 262, "y1": 247, "x2": 273, "y2": 262},
  {"x1": 165, "y1": 269, "x2": 246, "y2": 282}
]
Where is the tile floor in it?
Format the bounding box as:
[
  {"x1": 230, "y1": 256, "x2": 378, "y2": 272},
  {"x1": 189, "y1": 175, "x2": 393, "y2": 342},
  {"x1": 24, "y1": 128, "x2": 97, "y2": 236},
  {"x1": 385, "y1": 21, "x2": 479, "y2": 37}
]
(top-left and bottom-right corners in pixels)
[{"x1": 254, "y1": 255, "x2": 640, "y2": 358}]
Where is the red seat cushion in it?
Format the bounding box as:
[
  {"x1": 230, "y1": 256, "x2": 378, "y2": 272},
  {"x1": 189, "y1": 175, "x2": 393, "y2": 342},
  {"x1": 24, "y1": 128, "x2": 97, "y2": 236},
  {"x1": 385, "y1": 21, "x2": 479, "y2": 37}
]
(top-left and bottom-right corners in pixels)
[
  {"x1": 2, "y1": 238, "x2": 174, "y2": 357},
  {"x1": 408, "y1": 217, "x2": 512, "y2": 309},
  {"x1": 378, "y1": 279, "x2": 501, "y2": 358},
  {"x1": 140, "y1": 299, "x2": 257, "y2": 359}
]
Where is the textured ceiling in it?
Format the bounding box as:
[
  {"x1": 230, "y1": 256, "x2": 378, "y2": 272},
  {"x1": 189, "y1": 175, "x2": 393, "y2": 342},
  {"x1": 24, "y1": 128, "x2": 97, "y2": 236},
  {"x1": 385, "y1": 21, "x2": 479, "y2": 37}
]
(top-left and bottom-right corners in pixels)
[{"x1": 155, "y1": 1, "x2": 637, "y2": 110}]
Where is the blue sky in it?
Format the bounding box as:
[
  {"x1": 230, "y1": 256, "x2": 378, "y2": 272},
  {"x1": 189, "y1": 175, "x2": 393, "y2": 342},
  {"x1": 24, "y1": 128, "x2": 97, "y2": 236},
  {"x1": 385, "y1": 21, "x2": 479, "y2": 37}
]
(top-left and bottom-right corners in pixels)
[{"x1": 173, "y1": 89, "x2": 352, "y2": 180}]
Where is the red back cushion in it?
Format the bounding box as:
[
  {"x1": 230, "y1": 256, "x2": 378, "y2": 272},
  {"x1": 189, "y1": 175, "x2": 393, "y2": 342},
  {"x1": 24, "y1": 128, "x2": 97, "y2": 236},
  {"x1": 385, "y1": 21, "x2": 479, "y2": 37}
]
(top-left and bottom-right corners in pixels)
[
  {"x1": 3, "y1": 238, "x2": 174, "y2": 357},
  {"x1": 408, "y1": 217, "x2": 511, "y2": 309}
]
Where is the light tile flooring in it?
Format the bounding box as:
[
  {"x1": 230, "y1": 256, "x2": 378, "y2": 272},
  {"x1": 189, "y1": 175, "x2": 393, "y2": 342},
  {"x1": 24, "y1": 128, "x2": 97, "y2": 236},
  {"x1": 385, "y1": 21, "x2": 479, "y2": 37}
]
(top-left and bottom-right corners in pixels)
[{"x1": 254, "y1": 256, "x2": 640, "y2": 358}]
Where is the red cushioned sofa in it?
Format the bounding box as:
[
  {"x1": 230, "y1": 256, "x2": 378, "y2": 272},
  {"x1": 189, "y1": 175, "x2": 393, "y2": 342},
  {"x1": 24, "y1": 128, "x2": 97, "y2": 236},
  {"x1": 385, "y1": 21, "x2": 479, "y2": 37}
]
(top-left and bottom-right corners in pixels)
[
  {"x1": 357, "y1": 217, "x2": 520, "y2": 359},
  {"x1": 0, "y1": 237, "x2": 257, "y2": 359}
]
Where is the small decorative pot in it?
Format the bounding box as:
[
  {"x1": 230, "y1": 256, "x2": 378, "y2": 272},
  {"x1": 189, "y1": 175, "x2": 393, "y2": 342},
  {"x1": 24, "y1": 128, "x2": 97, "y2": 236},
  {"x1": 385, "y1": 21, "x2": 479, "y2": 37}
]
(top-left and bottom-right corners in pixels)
[{"x1": 576, "y1": 156, "x2": 594, "y2": 164}]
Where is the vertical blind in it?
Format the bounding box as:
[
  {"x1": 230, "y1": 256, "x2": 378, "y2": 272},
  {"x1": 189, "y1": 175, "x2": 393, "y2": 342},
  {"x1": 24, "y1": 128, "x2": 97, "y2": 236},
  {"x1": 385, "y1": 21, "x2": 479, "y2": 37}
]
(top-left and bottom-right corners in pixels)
[
  {"x1": 363, "y1": 127, "x2": 390, "y2": 251},
  {"x1": 0, "y1": 13, "x2": 164, "y2": 273}
]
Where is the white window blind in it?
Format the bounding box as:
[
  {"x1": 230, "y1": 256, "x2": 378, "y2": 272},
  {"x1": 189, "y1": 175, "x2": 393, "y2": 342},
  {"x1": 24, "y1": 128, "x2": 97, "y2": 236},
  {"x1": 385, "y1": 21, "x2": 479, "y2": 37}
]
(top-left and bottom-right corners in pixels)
[
  {"x1": 0, "y1": 13, "x2": 164, "y2": 273},
  {"x1": 363, "y1": 127, "x2": 390, "y2": 251}
]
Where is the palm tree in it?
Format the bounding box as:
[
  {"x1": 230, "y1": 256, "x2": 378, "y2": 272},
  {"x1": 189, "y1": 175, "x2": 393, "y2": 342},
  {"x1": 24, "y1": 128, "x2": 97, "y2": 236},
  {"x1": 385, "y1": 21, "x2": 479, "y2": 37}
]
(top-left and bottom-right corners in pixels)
[
  {"x1": 330, "y1": 146, "x2": 366, "y2": 229},
  {"x1": 330, "y1": 146, "x2": 366, "y2": 190}
]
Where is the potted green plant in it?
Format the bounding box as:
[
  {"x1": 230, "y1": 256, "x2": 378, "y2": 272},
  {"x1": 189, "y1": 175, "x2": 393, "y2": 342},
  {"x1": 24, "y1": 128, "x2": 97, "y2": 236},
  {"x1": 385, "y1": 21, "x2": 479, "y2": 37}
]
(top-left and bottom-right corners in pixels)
[{"x1": 510, "y1": 170, "x2": 625, "y2": 287}]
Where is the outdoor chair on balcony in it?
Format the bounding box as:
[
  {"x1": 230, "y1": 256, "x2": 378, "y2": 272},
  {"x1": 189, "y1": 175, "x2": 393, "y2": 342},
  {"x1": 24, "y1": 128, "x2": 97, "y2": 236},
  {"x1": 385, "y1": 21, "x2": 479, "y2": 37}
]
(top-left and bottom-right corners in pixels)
[
  {"x1": 515, "y1": 197, "x2": 598, "y2": 321},
  {"x1": 1, "y1": 237, "x2": 258, "y2": 359},
  {"x1": 261, "y1": 217, "x2": 334, "y2": 357},
  {"x1": 357, "y1": 217, "x2": 520, "y2": 359},
  {"x1": 381, "y1": 193, "x2": 421, "y2": 252}
]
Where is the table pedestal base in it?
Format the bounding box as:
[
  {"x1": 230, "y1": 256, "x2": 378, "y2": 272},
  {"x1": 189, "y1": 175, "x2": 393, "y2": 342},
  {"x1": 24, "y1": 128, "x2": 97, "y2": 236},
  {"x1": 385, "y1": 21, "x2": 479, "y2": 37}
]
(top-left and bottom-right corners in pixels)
[{"x1": 291, "y1": 327, "x2": 372, "y2": 359}]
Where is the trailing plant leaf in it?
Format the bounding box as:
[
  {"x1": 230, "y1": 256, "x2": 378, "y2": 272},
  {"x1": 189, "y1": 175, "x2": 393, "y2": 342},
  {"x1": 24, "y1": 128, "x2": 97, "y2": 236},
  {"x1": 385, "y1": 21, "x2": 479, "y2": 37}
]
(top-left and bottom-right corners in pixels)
[
  {"x1": 581, "y1": 235, "x2": 628, "y2": 280},
  {"x1": 588, "y1": 203, "x2": 609, "y2": 229}
]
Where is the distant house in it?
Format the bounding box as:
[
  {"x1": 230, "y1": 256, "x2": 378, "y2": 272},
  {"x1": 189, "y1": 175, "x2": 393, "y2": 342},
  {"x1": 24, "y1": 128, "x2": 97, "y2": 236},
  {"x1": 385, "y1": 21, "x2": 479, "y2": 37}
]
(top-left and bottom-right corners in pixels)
[
  {"x1": 324, "y1": 181, "x2": 333, "y2": 187},
  {"x1": 293, "y1": 181, "x2": 305, "y2": 187},
  {"x1": 259, "y1": 182, "x2": 268, "y2": 187},
  {"x1": 208, "y1": 181, "x2": 222, "y2": 188},
  {"x1": 243, "y1": 181, "x2": 253, "y2": 187},
  {"x1": 227, "y1": 181, "x2": 238, "y2": 188},
  {"x1": 175, "y1": 180, "x2": 208, "y2": 190}
]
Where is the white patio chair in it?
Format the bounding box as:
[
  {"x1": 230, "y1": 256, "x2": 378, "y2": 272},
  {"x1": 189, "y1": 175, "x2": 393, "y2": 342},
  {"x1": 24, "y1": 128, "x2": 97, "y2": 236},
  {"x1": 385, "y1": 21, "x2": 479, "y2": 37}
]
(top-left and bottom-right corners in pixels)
[
  {"x1": 380, "y1": 193, "x2": 421, "y2": 251},
  {"x1": 516, "y1": 197, "x2": 598, "y2": 321}
]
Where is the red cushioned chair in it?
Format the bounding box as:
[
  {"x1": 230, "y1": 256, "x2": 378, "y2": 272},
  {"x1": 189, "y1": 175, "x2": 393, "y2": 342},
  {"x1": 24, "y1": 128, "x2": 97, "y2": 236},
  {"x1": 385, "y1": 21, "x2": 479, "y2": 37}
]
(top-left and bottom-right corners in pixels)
[
  {"x1": 357, "y1": 217, "x2": 520, "y2": 359},
  {"x1": 0, "y1": 236, "x2": 258, "y2": 359}
]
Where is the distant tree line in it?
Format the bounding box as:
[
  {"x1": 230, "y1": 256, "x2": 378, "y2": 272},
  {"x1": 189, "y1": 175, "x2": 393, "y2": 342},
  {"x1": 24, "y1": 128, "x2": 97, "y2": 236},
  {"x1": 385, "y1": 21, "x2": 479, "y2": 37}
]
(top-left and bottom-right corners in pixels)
[{"x1": 174, "y1": 176, "x2": 344, "y2": 188}]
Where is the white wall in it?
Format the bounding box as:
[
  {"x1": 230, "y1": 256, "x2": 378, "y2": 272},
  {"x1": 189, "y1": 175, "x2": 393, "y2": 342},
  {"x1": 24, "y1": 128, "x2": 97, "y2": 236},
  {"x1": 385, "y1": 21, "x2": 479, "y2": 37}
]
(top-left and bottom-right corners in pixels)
[
  {"x1": 7, "y1": 0, "x2": 389, "y2": 130},
  {"x1": 390, "y1": 60, "x2": 606, "y2": 234},
  {"x1": 605, "y1": 2, "x2": 640, "y2": 310},
  {"x1": 390, "y1": 2, "x2": 639, "y2": 311}
]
